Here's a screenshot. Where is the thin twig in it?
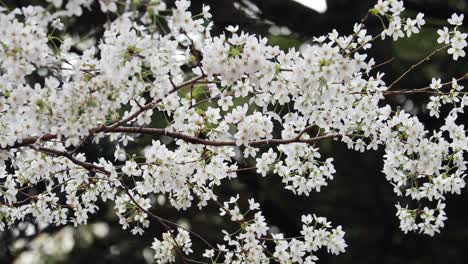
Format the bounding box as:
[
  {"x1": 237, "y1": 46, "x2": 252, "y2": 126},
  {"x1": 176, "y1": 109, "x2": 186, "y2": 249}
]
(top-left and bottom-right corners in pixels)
[{"x1": 387, "y1": 44, "x2": 450, "y2": 90}]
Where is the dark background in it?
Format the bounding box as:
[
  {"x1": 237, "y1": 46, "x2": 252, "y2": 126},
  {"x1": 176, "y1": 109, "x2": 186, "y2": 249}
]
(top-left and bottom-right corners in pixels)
[{"x1": 1, "y1": 0, "x2": 468, "y2": 263}]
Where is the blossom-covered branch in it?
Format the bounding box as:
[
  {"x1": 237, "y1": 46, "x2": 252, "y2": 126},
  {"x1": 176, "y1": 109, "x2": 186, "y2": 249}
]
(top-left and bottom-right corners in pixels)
[{"x1": 1, "y1": 0, "x2": 467, "y2": 263}]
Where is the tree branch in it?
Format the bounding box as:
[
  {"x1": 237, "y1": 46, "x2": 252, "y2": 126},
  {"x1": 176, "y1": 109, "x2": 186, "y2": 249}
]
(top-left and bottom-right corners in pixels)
[
  {"x1": 98, "y1": 74, "x2": 207, "y2": 132},
  {"x1": 30, "y1": 146, "x2": 109, "y2": 175},
  {"x1": 387, "y1": 44, "x2": 450, "y2": 90},
  {"x1": 107, "y1": 126, "x2": 340, "y2": 147},
  {"x1": 4, "y1": 124, "x2": 338, "y2": 151}
]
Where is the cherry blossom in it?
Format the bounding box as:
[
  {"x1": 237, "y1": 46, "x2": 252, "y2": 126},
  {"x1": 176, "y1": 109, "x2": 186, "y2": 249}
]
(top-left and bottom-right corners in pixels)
[{"x1": 1, "y1": 0, "x2": 467, "y2": 263}]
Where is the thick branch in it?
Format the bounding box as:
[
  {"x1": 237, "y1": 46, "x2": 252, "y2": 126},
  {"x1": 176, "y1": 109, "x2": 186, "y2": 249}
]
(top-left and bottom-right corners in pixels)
[
  {"x1": 108, "y1": 126, "x2": 340, "y2": 147},
  {"x1": 7, "y1": 134, "x2": 57, "y2": 149}
]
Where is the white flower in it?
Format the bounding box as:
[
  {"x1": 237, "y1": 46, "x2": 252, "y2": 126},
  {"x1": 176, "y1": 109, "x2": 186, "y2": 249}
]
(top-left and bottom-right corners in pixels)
[
  {"x1": 218, "y1": 96, "x2": 233, "y2": 111},
  {"x1": 202, "y1": 4, "x2": 212, "y2": 19},
  {"x1": 122, "y1": 160, "x2": 142, "y2": 176},
  {"x1": 226, "y1": 25, "x2": 239, "y2": 33},
  {"x1": 448, "y1": 41, "x2": 466, "y2": 60},
  {"x1": 448, "y1": 13, "x2": 464, "y2": 26},
  {"x1": 437, "y1": 27, "x2": 450, "y2": 44},
  {"x1": 51, "y1": 19, "x2": 64, "y2": 30},
  {"x1": 99, "y1": 0, "x2": 117, "y2": 13},
  {"x1": 430, "y1": 78, "x2": 442, "y2": 90},
  {"x1": 203, "y1": 249, "x2": 215, "y2": 259},
  {"x1": 415, "y1": 13, "x2": 425, "y2": 27},
  {"x1": 248, "y1": 198, "x2": 260, "y2": 210},
  {"x1": 1, "y1": 1, "x2": 467, "y2": 260}
]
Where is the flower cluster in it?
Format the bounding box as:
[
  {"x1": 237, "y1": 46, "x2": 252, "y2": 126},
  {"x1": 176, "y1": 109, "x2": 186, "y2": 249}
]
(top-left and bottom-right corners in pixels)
[
  {"x1": 396, "y1": 201, "x2": 447, "y2": 236},
  {"x1": 200, "y1": 197, "x2": 347, "y2": 263},
  {"x1": 440, "y1": 13, "x2": 467, "y2": 60},
  {"x1": 374, "y1": 0, "x2": 425, "y2": 40},
  {"x1": 152, "y1": 228, "x2": 193, "y2": 263},
  {"x1": 277, "y1": 144, "x2": 336, "y2": 195}
]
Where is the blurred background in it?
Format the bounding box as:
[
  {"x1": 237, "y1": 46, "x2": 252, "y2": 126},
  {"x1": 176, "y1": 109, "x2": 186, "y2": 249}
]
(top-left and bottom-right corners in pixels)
[{"x1": 1, "y1": 0, "x2": 468, "y2": 263}]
